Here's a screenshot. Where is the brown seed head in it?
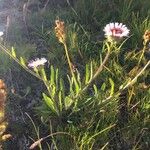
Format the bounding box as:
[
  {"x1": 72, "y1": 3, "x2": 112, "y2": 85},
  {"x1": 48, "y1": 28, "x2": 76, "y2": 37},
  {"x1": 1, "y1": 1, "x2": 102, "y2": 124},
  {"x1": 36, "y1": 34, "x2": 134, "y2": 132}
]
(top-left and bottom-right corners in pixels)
[
  {"x1": 0, "y1": 80, "x2": 6, "y2": 111},
  {"x1": 0, "y1": 80, "x2": 9, "y2": 143},
  {"x1": 0, "y1": 80, "x2": 6, "y2": 89},
  {"x1": 143, "y1": 30, "x2": 150, "y2": 44},
  {"x1": 55, "y1": 20, "x2": 66, "y2": 43},
  {"x1": 1, "y1": 134, "x2": 12, "y2": 141}
]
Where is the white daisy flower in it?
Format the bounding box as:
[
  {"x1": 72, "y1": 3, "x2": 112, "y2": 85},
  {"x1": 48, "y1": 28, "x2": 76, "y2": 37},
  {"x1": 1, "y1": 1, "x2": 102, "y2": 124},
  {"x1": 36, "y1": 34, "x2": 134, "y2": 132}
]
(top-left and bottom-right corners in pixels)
[
  {"x1": 103, "y1": 22, "x2": 130, "y2": 42},
  {"x1": 28, "y1": 58, "x2": 47, "y2": 68}
]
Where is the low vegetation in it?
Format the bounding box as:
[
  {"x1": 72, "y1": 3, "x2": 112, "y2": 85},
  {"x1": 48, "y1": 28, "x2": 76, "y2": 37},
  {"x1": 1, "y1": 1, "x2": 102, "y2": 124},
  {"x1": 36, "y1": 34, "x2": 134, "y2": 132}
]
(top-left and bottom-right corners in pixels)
[{"x1": 0, "y1": 0, "x2": 149, "y2": 149}]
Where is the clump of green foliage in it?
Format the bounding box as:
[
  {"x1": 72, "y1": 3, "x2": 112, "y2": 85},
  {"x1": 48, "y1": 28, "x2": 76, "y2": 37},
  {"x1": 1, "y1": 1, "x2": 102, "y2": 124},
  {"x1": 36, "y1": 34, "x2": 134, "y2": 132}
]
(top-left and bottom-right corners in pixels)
[{"x1": 0, "y1": 0, "x2": 149, "y2": 149}]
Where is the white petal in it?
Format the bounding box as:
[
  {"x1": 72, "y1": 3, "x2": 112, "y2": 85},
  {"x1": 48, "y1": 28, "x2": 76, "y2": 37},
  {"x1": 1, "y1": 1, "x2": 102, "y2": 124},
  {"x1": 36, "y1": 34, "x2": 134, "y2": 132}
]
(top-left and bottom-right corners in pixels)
[
  {"x1": 109, "y1": 23, "x2": 115, "y2": 29},
  {"x1": 122, "y1": 25, "x2": 126, "y2": 28},
  {"x1": 115, "y1": 22, "x2": 119, "y2": 28}
]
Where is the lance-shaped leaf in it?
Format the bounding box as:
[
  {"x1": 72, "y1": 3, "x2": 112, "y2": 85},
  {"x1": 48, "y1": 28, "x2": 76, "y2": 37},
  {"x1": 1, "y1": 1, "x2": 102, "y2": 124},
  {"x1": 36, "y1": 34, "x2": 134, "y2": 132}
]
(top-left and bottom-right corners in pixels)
[
  {"x1": 60, "y1": 78, "x2": 65, "y2": 98},
  {"x1": 51, "y1": 85, "x2": 56, "y2": 98},
  {"x1": 89, "y1": 61, "x2": 93, "y2": 81},
  {"x1": 40, "y1": 67, "x2": 47, "y2": 81},
  {"x1": 58, "y1": 91, "x2": 63, "y2": 112},
  {"x1": 11, "y1": 47, "x2": 16, "y2": 58},
  {"x1": 43, "y1": 93, "x2": 57, "y2": 114},
  {"x1": 93, "y1": 84, "x2": 98, "y2": 97},
  {"x1": 55, "y1": 68, "x2": 59, "y2": 88},
  {"x1": 67, "y1": 75, "x2": 74, "y2": 94},
  {"x1": 101, "y1": 82, "x2": 106, "y2": 91},
  {"x1": 85, "y1": 64, "x2": 90, "y2": 84},
  {"x1": 73, "y1": 75, "x2": 80, "y2": 95},
  {"x1": 76, "y1": 70, "x2": 81, "y2": 88},
  {"x1": 50, "y1": 66, "x2": 55, "y2": 85},
  {"x1": 109, "y1": 78, "x2": 114, "y2": 96},
  {"x1": 65, "y1": 96, "x2": 73, "y2": 109},
  {"x1": 20, "y1": 57, "x2": 26, "y2": 67}
]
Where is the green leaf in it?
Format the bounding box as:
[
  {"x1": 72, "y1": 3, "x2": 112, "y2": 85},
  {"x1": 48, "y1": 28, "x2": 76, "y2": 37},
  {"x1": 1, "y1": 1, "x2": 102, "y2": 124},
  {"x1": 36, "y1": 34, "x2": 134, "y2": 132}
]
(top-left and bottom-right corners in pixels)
[
  {"x1": 41, "y1": 68, "x2": 47, "y2": 81},
  {"x1": 59, "y1": 78, "x2": 65, "y2": 98},
  {"x1": 55, "y1": 68, "x2": 59, "y2": 88},
  {"x1": 60, "y1": 78, "x2": 64, "y2": 91},
  {"x1": 65, "y1": 96, "x2": 73, "y2": 109},
  {"x1": 109, "y1": 78, "x2": 114, "y2": 96},
  {"x1": 76, "y1": 70, "x2": 81, "y2": 87},
  {"x1": 85, "y1": 64, "x2": 90, "y2": 84},
  {"x1": 93, "y1": 84, "x2": 98, "y2": 96},
  {"x1": 51, "y1": 85, "x2": 56, "y2": 98},
  {"x1": 67, "y1": 75, "x2": 74, "y2": 94},
  {"x1": 33, "y1": 67, "x2": 39, "y2": 75},
  {"x1": 43, "y1": 93, "x2": 56, "y2": 114},
  {"x1": 73, "y1": 76, "x2": 80, "y2": 95},
  {"x1": 20, "y1": 57, "x2": 26, "y2": 66},
  {"x1": 50, "y1": 66, "x2": 55, "y2": 85},
  {"x1": 90, "y1": 61, "x2": 93, "y2": 81},
  {"x1": 58, "y1": 91, "x2": 63, "y2": 112},
  {"x1": 11, "y1": 47, "x2": 16, "y2": 58},
  {"x1": 101, "y1": 82, "x2": 106, "y2": 91}
]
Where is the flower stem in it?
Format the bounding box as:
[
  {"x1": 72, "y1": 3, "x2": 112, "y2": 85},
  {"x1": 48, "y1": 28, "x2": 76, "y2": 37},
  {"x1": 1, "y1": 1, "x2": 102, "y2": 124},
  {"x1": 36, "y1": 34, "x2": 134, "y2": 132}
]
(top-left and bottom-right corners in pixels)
[
  {"x1": 63, "y1": 42, "x2": 74, "y2": 77},
  {"x1": 123, "y1": 60, "x2": 150, "y2": 89},
  {"x1": 138, "y1": 42, "x2": 147, "y2": 66}
]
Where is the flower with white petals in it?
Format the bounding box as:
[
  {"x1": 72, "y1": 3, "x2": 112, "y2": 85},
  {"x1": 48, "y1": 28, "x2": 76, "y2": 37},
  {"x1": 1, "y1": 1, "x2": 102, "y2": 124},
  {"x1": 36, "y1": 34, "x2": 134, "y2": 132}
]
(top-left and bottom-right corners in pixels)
[
  {"x1": 28, "y1": 58, "x2": 47, "y2": 68},
  {"x1": 103, "y1": 22, "x2": 130, "y2": 42}
]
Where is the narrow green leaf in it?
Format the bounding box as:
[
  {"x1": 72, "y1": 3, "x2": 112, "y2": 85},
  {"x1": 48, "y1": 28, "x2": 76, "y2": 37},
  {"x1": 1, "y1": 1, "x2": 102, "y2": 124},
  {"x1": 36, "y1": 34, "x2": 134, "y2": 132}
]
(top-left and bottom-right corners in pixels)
[
  {"x1": 50, "y1": 65, "x2": 55, "y2": 85},
  {"x1": 58, "y1": 91, "x2": 63, "y2": 112},
  {"x1": 11, "y1": 47, "x2": 16, "y2": 58},
  {"x1": 93, "y1": 84, "x2": 98, "y2": 96},
  {"x1": 90, "y1": 61, "x2": 93, "y2": 81},
  {"x1": 73, "y1": 76, "x2": 80, "y2": 95},
  {"x1": 65, "y1": 96, "x2": 73, "y2": 109},
  {"x1": 41, "y1": 68, "x2": 47, "y2": 81},
  {"x1": 60, "y1": 78, "x2": 65, "y2": 99},
  {"x1": 67, "y1": 75, "x2": 73, "y2": 94},
  {"x1": 42, "y1": 93, "x2": 56, "y2": 113},
  {"x1": 33, "y1": 67, "x2": 39, "y2": 75},
  {"x1": 85, "y1": 64, "x2": 90, "y2": 84},
  {"x1": 20, "y1": 57, "x2": 26, "y2": 67},
  {"x1": 51, "y1": 85, "x2": 56, "y2": 98},
  {"x1": 60, "y1": 78, "x2": 64, "y2": 91},
  {"x1": 109, "y1": 78, "x2": 114, "y2": 96},
  {"x1": 76, "y1": 70, "x2": 81, "y2": 87},
  {"x1": 101, "y1": 83, "x2": 106, "y2": 91},
  {"x1": 55, "y1": 68, "x2": 59, "y2": 88}
]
